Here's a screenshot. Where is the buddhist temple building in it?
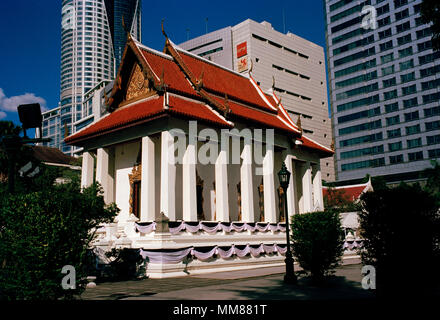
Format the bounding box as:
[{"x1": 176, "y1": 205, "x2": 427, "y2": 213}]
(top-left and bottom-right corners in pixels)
[{"x1": 65, "y1": 30, "x2": 334, "y2": 278}]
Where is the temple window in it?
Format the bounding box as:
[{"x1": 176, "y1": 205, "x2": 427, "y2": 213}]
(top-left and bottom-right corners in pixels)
[{"x1": 258, "y1": 179, "x2": 264, "y2": 222}]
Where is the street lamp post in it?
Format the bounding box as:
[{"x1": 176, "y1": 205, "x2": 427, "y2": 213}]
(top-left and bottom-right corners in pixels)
[
  {"x1": 1, "y1": 103, "x2": 51, "y2": 194},
  {"x1": 278, "y1": 162, "x2": 297, "y2": 284}
]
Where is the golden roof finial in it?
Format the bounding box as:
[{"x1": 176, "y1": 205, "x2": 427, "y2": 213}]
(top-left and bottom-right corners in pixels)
[
  {"x1": 161, "y1": 19, "x2": 168, "y2": 40},
  {"x1": 276, "y1": 96, "x2": 282, "y2": 109},
  {"x1": 297, "y1": 115, "x2": 303, "y2": 135},
  {"x1": 196, "y1": 69, "x2": 204, "y2": 90},
  {"x1": 223, "y1": 93, "x2": 231, "y2": 118}
]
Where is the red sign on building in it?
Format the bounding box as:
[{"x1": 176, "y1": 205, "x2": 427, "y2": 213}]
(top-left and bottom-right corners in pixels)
[{"x1": 236, "y1": 42, "x2": 247, "y2": 58}]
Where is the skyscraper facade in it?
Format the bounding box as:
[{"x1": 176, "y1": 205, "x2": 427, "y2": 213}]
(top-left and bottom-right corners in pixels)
[
  {"x1": 324, "y1": 0, "x2": 440, "y2": 183},
  {"x1": 104, "y1": 0, "x2": 142, "y2": 70},
  {"x1": 41, "y1": 0, "x2": 141, "y2": 155},
  {"x1": 179, "y1": 19, "x2": 335, "y2": 181}
]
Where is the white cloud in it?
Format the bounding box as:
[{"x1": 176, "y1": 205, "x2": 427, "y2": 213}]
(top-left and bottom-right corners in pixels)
[
  {"x1": 0, "y1": 111, "x2": 6, "y2": 120},
  {"x1": 0, "y1": 88, "x2": 47, "y2": 113}
]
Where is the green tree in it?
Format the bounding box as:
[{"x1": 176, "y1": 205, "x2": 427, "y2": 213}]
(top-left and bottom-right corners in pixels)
[
  {"x1": 359, "y1": 184, "x2": 440, "y2": 297},
  {"x1": 0, "y1": 121, "x2": 39, "y2": 191},
  {"x1": 290, "y1": 210, "x2": 345, "y2": 284},
  {"x1": 421, "y1": 0, "x2": 440, "y2": 51},
  {"x1": 0, "y1": 179, "x2": 119, "y2": 300},
  {"x1": 1, "y1": 120, "x2": 79, "y2": 193}
]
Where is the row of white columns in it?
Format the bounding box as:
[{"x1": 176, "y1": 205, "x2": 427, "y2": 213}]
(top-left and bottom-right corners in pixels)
[{"x1": 80, "y1": 131, "x2": 324, "y2": 223}]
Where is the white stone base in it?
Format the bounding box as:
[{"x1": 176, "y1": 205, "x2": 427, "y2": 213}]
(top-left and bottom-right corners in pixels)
[{"x1": 145, "y1": 254, "x2": 286, "y2": 279}]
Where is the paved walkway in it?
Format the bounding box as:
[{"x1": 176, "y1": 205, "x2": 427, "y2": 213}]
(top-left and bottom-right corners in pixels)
[{"x1": 81, "y1": 258, "x2": 375, "y2": 300}]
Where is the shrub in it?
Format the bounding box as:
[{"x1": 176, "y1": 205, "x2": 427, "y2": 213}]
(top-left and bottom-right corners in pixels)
[
  {"x1": 0, "y1": 180, "x2": 118, "y2": 300},
  {"x1": 290, "y1": 210, "x2": 345, "y2": 284},
  {"x1": 359, "y1": 183, "x2": 440, "y2": 297},
  {"x1": 104, "y1": 248, "x2": 145, "y2": 281}
]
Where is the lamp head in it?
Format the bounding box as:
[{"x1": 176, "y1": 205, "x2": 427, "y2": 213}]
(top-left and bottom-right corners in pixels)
[
  {"x1": 278, "y1": 162, "x2": 291, "y2": 190},
  {"x1": 17, "y1": 103, "x2": 42, "y2": 130}
]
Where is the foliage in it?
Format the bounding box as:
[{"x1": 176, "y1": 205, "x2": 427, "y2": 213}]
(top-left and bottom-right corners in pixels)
[
  {"x1": 421, "y1": 0, "x2": 440, "y2": 51},
  {"x1": 290, "y1": 210, "x2": 345, "y2": 284},
  {"x1": 370, "y1": 176, "x2": 388, "y2": 191},
  {"x1": 359, "y1": 183, "x2": 440, "y2": 296},
  {"x1": 0, "y1": 121, "x2": 35, "y2": 178},
  {"x1": 103, "y1": 248, "x2": 145, "y2": 281},
  {"x1": 0, "y1": 179, "x2": 118, "y2": 300},
  {"x1": 0, "y1": 120, "x2": 80, "y2": 192}
]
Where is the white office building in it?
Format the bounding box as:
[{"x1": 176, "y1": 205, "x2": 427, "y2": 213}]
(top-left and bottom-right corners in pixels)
[{"x1": 179, "y1": 19, "x2": 335, "y2": 181}]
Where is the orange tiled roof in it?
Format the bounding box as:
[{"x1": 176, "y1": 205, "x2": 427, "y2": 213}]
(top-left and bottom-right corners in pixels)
[{"x1": 65, "y1": 36, "x2": 333, "y2": 158}]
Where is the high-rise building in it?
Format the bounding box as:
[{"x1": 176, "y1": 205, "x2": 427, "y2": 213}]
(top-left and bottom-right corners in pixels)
[
  {"x1": 104, "y1": 0, "x2": 142, "y2": 70},
  {"x1": 179, "y1": 19, "x2": 335, "y2": 181},
  {"x1": 40, "y1": 0, "x2": 141, "y2": 155},
  {"x1": 324, "y1": 0, "x2": 440, "y2": 184}
]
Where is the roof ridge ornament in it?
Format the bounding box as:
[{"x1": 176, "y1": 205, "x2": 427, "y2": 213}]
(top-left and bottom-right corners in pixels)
[
  {"x1": 223, "y1": 93, "x2": 231, "y2": 118},
  {"x1": 276, "y1": 96, "x2": 282, "y2": 109},
  {"x1": 195, "y1": 68, "x2": 204, "y2": 90},
  {"x1": 272, "y1": 76, "x2": 276, "y2": 92},
  {"x1": 161, "y1": 19, "x2": 169, "y2": 41},
  {"x1": 122, "y1": 15, "x2": 131, "y2": 38},
  {"x1": 156, "y1": 66, "x2": 168, "y2": 92},
  {"x1": 296, "y1": 115, "x2": 303, "y2": 136},
  {"x1": 162, "y1": 19, "x2": 171, "y2": 53},
  {"x1": 103, "y1": 90, "x2": 114, "y2": 112}
]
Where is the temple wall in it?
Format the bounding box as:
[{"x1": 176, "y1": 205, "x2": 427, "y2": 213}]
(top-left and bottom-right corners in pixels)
[
  {"x1": 228, "y1": 163, "x2": 241, "y2": 221},
  {"x1": 196, "y1": 162, "x2": 215, "y2": 221},
  {"x1": 114, "y1": 140, "x2": 141, "y2": 223}
]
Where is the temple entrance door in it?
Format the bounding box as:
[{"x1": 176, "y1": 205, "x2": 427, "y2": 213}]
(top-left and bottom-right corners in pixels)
[{"x1": 133, "y1": 181, "x2": 141, "y2": 219}]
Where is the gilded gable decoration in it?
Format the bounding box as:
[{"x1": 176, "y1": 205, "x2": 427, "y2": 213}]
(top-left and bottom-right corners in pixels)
[{"x1": 126, "y1": 64, "x2": 152, "y2": 102}]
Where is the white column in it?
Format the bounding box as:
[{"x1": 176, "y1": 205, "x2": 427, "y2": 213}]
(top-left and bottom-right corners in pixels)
[
  {"x1": 240, "y1": 141, "x2": 255, "y2": 222},
  {"x1": 215, "y1": 146, "x2": 229, "y2": 222},
  {"x1": 302, "y1": 161, "x2": 313, "y2": 213},
  {"x1": 140, "y1": 136, "x2": 155, "y2": 221},
  {"x1": 284, "y1": 156, "x2": 298, "y2": 220},
  {"x1": 263, "y1": 149, "x2": 276, "y2": 223},
  {"x1": 160, "y1": 131, "x2": 176, "y2": 220},
  {"x1": 81, "y1": 151, "x2": 94, "y2": 189},
  {"x1": 312, "y1": 163, "x2": 324, "y2": 211},
  {"x1": 96, "y1": 147, "x2": 111, "y2": 204},
  {"x1": 182, "y1": 139, "x2": 197, "y2": 221}
]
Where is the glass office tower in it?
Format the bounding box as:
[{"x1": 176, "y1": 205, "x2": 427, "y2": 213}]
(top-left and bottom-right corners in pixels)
[
  {"x1": 41, "y1": 0, "x2": 141, "y2": 156},
  {"x1": 324, "y1": 0, "x2": 440, "y2": 184},
  {"x1": 104, "y1": 0, "x2": 142, "y2": 71}
]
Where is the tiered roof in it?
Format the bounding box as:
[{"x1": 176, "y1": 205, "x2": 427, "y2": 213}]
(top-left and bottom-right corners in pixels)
[
  {"x1": 322, "y1": 179, "x2": 373, "y2": 203},
  {"x1": 65, "y1": 34, "x2": 333, "y2": 157}
]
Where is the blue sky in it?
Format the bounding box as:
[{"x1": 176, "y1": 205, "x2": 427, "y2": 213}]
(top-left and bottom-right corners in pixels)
[{"x1": 0, "y1": 0, "x2": 328, "y2": 126}]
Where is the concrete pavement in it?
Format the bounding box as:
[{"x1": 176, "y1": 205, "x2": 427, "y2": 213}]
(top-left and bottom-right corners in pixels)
[{"x1": 80, "y1": 256, "x2": 375, "y2": 300}]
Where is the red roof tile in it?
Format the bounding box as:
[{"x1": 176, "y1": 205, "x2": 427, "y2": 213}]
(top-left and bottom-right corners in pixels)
[
  {"x1": 139, "y1": 49, "x2": 196, "y2": 98},
  {"x1": 323, "y1": 184, "x2": 370, "y2": 203},
  {"x1": 175, "y1": 48, "x2": 277, "y2": 113},
  {"x1": 299, "y1": 135, "x2": 334, "y2": 156},
  {"x1": 65, "y1": 95, "x2": 232, "y2": 144},
  {"x1": 167, "y1": 95, "x2": 231, "y2": 127},
  {"x1": 208, "y1": 94, "x2": 296, "y2": 133},
  {"x1": 65, "y1": 96, "x2": 165, "y2": 143}
]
